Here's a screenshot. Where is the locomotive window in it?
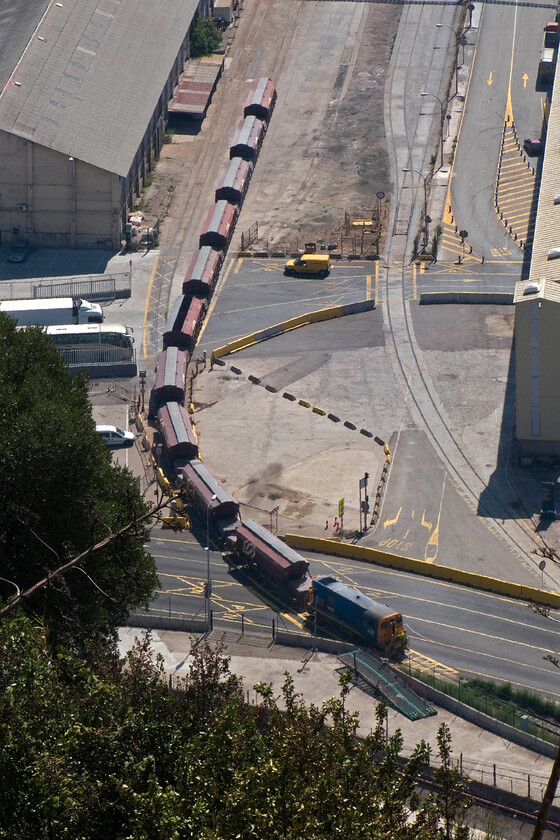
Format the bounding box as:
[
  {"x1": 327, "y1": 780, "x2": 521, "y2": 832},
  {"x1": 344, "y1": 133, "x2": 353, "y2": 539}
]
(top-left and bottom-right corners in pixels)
[{"x1": 380, "y1": 620, "x2": 390, "y2": 630}]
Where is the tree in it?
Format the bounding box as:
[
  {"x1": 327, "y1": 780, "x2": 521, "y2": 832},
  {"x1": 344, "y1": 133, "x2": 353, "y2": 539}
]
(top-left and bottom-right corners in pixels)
[
  {"x1": 0, "y1": 617, "x2": 474, "y2": 839},
  {"x1": 189, "y1": 16, "x2": 222, "y2": 58},
  {"x1": 0, "y1": 316, "x2": 158, "y2": 650}
]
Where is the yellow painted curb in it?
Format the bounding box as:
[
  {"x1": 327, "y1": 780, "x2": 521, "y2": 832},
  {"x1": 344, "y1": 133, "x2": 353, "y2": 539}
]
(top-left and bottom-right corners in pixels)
[{"x1": 284, "y1": 534, "x2": 560, "y2": 607}]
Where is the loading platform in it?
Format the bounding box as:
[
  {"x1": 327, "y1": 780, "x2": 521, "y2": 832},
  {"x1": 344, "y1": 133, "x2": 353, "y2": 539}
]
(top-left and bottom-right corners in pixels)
[{"x1": 339, "y1": 648, "x2": 436, "y2": 721}]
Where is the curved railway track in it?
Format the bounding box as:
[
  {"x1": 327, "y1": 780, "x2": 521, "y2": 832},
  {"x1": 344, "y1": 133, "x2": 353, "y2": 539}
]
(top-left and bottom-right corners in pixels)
[{"x1": 383, "y1": 0, "x2": 554, "y2": 586}]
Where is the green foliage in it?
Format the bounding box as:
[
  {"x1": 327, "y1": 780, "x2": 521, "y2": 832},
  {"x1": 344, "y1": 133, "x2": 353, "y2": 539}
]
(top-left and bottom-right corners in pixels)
[
  {"x1": 410, "y1": 669, "x2": 560, "y2": 739},
  {"x1": 0, "y1": 620, "x2": 472, "y2": 839},
  {"x1": 0, "y1": 316, "x2": 158, "y2": 651},
  {"x1": 190, "y1": 16, "x2": 222, "y2": 58}
]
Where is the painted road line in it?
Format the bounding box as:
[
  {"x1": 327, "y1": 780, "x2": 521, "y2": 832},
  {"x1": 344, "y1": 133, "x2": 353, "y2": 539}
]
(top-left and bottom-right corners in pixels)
[{"x1": 142, "y1": 254, "x2": 159, "y2": 359}]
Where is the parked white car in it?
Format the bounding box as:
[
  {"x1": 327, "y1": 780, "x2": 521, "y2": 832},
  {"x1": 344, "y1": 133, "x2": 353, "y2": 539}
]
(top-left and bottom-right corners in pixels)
[{"x1": 95, "y1": 424, "x2": 135, "y2": 448}]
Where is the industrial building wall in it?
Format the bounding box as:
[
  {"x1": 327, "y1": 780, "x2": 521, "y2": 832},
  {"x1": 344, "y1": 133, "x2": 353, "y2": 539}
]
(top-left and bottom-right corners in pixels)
[
  {"x1": 515, "y1": 298, "x2": 560, "y2": 444},
  {"x1": 0, "y1": 130, "x2": 121, "y2": 249}
]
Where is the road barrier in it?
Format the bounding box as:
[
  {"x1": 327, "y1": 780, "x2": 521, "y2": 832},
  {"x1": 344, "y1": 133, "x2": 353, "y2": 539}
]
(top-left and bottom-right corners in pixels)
[
  {"x1": 212, "y1": 299, "x2": 376, "y2": 358},
  {"x1": 284, "y1": 534, "x2": 560, "y2": 607}
]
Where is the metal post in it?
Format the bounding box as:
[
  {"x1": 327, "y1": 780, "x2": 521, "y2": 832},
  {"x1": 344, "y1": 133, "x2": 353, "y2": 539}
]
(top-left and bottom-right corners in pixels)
[
  {"x1": 402, "y1": 168, "x2": 430, "y2": 250},
  {"x1": 358, "y1": 478, "x2": 362, "y2": 533},
  {"x1": 420, "y1": 92, "x2": 446, "y2": 169},
  {"x1": 205, "y1": 493, "x2": 217, "y2": 626},
  {"x1": 436, "y1": 23, "x2": 461, "y2": 98}
]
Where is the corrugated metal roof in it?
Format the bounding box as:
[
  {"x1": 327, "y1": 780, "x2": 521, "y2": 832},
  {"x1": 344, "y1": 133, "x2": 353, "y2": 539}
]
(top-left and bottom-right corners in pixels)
[
  {"x1": 529, "y1": 66, "x2": 560, "y2": 284},
  {"x1": 0, "y1": 0, "x2": 50, "y2": 93},
  {"x1": 168, "y1": 55, "x2": 223, "y2": 115},
  {"x1": 0, "y1": 0, "x2": 199, "y2": 177}
]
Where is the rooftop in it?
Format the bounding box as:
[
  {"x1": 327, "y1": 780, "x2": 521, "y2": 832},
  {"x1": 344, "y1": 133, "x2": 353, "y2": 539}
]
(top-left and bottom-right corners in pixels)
[
  {"x1": 513, "y1": 277, "x2": 560, "y2": 305},
  {"x1": 0, "y1": 0, "x2": 199, "y2": 177}
]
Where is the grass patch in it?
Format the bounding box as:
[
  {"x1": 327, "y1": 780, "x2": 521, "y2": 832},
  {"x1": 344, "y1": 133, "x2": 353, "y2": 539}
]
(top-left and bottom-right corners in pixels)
[{"x1": 403, "y1": 669, "x2": 560, "y2": 745}]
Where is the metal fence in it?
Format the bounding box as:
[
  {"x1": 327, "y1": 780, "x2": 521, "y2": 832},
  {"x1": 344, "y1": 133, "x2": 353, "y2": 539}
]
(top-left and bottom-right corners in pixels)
[
  {"x1": 0, "y1": 271, "x2": 131, "y2": 303},
  {"x1": 241, "y1": 221, "x2": 258, "y2": 250},
  {"x1": 59, "y1": 346, "x2": 134, "y2": 365}
]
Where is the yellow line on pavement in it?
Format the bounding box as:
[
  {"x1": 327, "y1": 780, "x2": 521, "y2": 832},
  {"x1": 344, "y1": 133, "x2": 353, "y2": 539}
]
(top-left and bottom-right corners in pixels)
[
  {"x1": 282, "y1": 612, "x2": 305, "y2": 629},
  {"x1": 366, "y1": 273, "x2": 372, "y2": 300},
  {"x1": 197, "y1": 257, "x2": 235, "y2": 344},
  {"x1": 142, "y1": 254, "x2": 159, "y2": 359}
]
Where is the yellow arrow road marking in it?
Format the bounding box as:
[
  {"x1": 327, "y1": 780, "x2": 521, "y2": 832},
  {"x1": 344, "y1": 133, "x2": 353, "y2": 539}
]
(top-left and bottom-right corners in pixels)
[
  {"x1": 487, "y1": 71, "x2": 493, "y2": 86},
  {"x1": 421, "y1": 511, "x2": 433, "y2": 532},
  {"x1": 522, "y1": 73, "x2": 528, "y2": 87},
  {"x1": 383, "y1": 507, "x2": 402, "y2": 528}
]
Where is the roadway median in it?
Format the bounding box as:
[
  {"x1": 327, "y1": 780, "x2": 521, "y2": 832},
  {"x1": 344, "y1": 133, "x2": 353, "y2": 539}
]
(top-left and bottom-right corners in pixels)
[{"x1": 211, "y1": 299, "x2": 377, "y2": 359}]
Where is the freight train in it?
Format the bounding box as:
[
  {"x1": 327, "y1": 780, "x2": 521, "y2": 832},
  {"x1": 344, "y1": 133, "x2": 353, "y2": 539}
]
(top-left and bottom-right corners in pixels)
[
  {"x1": 152, "y1": 78, "x2": 277, "y2": 419},
  {"x1": 174, "y1": 461, "x2": 406, "y2": 657},
  {"x1": 149, "y1": 78, "x2": 406, "y2": 659}
]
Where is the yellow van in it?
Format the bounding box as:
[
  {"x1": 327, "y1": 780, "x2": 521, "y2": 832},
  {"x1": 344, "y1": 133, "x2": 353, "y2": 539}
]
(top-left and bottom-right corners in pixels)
[{"x1": 284, "y1": 254, "x2": 330, "y2": 277}]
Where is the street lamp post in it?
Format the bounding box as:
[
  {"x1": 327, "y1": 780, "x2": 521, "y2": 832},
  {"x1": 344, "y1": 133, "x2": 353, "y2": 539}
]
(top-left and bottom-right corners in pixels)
[
  {"x1": 420, "y1": 92, "x2": 446, "y2": 170},
  {"x1": 205, "y1": 493, "x2": 217, "y2": 627},
  {"x1": 402, "y1": 168, "x2": 430, "y2": 251},
  {"x1": 435, "y1": 23, "x2": 463, "y2": 97}
]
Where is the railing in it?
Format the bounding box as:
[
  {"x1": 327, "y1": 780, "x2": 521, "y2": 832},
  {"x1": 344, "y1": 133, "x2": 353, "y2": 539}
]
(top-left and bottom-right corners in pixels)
[
  {"x1": 59, "y1": 346, "x2": 134, "y2": 365},
  {"x1": 0, "y1": 271, "x2": 131, "y2": 302},
  {"x1": 241, "y1": 221, "x2": 258, "y2": 250}
]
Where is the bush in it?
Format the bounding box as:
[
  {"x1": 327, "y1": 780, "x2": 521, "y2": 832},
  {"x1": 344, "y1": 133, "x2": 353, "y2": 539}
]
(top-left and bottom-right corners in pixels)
[{"x1": 190, "y1": 16, "x2": 222, "y2": 58}]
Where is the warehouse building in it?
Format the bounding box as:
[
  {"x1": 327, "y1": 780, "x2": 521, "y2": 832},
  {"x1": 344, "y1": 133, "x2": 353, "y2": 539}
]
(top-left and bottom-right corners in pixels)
[
  {"x1": 0, "y1": 0, "x2": 209, "y2": 250},
  {"x1": 514, "y1": 279, "x2": 560, "y2": 455},
  {"x1": 514, "y1": 50, "x2": 560, "y2": 456}
]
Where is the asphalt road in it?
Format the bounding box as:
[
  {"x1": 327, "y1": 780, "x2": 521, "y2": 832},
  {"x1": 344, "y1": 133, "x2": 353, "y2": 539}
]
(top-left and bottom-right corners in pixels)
[
  {"x1": 147, "y1": 526, "x2": 560, "y2": 701},
  {"x1": 197, "y1": 257, "x2": 377, "y2": 353},
  {"x1": 450, "y1": 2, "x2": 553, "y2": 262}
]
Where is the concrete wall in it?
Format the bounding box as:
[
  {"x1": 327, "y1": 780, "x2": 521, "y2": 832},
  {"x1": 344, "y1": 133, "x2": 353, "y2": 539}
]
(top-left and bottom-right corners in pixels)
[
  {"x1": 516, "y1": 297, "x2": 560, "y2": 443},
  {"x1": 0, "y1": 130, "x2": 120, "y2": 249}
]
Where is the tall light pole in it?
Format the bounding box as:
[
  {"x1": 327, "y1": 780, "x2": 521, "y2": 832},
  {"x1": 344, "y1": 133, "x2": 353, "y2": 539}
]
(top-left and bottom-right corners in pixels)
[
  {"x1": 205, "y1": 493, "x2": 217, "y2": 627},
  {"x1": 420, "y1": 92, "x2": 446, "y2": 170},
  {"x1": 435, "y1": 23, "x2": 463, "y2": 97},
  {"x1": 402, "y1": 168, "x2": 430, "y2": 251}
]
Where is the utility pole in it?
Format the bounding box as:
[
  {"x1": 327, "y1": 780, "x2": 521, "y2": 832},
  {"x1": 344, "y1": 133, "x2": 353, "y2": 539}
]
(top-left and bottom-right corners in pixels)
[{"x1": 531, "y1": 743, "x2": 560, "y2": 840}]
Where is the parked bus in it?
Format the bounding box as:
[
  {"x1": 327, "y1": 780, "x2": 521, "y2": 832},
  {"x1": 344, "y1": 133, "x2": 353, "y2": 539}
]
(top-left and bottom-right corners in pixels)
[{"x1": 44, "y1": 323, "x2": 134, "y2": 360}]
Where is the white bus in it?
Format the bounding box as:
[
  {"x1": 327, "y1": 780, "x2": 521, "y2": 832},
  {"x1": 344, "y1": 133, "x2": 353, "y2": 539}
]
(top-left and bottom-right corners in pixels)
[{"x1": 44, "y1": 323, "x2": 134, "y2": 361}]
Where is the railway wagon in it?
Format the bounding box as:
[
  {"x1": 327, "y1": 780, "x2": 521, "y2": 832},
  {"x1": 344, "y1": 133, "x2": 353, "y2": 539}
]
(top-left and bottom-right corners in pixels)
[
  {"x1": 199, "y1": 200, "x2": 239, "y2": 250},
  {"x1": 182, "y1": 246, "x2": 224, "y2": 297},
  {"x1": 229, "y1": 115, "x2": 266, "y2": 161},
  {"x1": 215, "y1": 157, "x2": 253, "y2": 205},
  {"x1": 157, "y1": 402, "x2": 199, "y2": 468},
  {"x1": 163, "y1": 295, "x2": 206, "y2": 351},
  {"x1": 243, "y1": 77, "x2": 277, "y2": 122},
  {"x1": 153, "y1": 346, "x2": 188, "y2": 406},
  {"x1": 177, "y1": 459, "x2": 240, "y2": 536},
  {"x1": 233, "y1": 518, "x2": 312, "y2": 607},
  {"x1": 311, "y1": 576, "x2": 407, "y2": 657}
]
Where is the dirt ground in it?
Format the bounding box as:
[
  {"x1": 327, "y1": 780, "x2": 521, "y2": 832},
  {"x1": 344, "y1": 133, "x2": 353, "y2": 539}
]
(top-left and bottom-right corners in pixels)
[{"x1": 140, "y1": 0, "x2": 401, "y2": 255}]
